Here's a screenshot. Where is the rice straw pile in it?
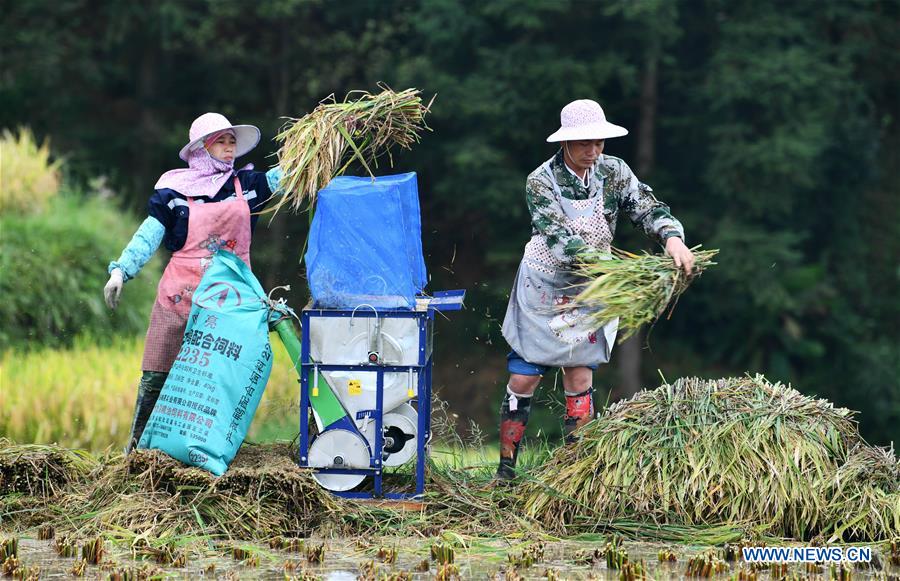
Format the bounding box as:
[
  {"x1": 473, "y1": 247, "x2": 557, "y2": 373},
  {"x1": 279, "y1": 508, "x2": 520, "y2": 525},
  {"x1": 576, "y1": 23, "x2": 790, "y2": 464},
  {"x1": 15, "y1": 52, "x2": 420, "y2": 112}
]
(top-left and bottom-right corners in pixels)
[
  {"x1": 271, "y1": 85, "x2": 433, "y2": 214},
  {"x1": 571, "y1": 247, "x2": 718, "y2": 341},
  {"x1": 1, "y1": 442, "x2": 340, "y2": 541},
  {"x1": 522, "y1": 375, "x2": 900, "y2": 542},
  {"x1": 826, "y1": 444, "x2": 900, "y2": 541},
  {"x1": 0, "y1": 439, "x2": 96, "y2": 498}
]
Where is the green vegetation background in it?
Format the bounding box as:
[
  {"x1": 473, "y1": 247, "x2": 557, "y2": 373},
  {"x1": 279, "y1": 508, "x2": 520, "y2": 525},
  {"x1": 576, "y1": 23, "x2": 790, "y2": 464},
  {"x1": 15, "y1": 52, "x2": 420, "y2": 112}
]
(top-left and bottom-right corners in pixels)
[{"x1": 2, "y1": 0, "x2": 898, "y2": 445}]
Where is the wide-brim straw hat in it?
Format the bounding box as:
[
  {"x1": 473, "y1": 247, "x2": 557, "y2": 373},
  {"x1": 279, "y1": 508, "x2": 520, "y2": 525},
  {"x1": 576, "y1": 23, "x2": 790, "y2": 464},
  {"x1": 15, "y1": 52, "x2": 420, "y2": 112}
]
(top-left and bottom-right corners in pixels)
[
  {"x1": 178, "y1": 112, "x2": 261, "y2": 161},
  {"x1": 546, "y1": 99, "x2": 628, "y2": 143}
]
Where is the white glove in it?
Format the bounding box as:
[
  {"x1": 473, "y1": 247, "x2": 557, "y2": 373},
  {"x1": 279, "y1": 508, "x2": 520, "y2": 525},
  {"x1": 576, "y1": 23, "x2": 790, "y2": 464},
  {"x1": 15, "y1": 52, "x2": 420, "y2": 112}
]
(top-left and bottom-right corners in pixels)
[{"x1": 104, "y1": 268, "x2": 125, "y2": 310}]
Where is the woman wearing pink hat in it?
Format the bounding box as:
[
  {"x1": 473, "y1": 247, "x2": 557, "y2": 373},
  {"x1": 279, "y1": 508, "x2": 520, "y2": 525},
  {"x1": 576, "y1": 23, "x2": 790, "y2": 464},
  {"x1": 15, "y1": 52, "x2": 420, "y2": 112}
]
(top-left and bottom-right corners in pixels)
[
  {"x1": 103, "y1": 112, "x2": 284, "y2": 452},
  {"x1": 496, "y1": 100, "x2": 695, "y2": 480}
]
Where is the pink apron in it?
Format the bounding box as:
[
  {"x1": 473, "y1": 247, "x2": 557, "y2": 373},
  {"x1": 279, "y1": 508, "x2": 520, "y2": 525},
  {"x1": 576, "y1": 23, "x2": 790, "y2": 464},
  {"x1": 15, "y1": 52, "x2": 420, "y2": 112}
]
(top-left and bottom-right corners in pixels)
[{"x1": 142, "y1": 177, "x2": 252, "y2": 372}]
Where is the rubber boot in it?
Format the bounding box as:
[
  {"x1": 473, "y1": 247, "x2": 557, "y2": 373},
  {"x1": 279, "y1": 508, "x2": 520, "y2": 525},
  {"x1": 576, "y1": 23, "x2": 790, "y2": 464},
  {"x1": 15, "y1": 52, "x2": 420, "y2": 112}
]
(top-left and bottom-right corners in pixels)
[
  {"x1": 125, "y1": 371, "x2": 168, "y2": 454},
  {"x1": 496, "y1": 386, "x2": 532, "y2": 481},
  {"x1": 564, "y1": 387, "x2": 594, "y2": 443}
]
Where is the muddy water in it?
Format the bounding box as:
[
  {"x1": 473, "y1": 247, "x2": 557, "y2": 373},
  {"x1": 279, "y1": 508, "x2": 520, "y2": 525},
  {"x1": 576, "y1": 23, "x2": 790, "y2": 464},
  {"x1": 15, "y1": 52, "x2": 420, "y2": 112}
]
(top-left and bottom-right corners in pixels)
[{"x1": 6, "y1": 535, "x2": 899, "y2": 579}]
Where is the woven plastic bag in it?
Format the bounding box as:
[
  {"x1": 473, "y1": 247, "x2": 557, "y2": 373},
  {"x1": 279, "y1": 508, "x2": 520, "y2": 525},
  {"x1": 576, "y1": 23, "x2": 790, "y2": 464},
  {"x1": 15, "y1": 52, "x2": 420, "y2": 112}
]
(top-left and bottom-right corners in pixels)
[{"x1": 138, "y1": 250, "x2": 273, "y2": 476}]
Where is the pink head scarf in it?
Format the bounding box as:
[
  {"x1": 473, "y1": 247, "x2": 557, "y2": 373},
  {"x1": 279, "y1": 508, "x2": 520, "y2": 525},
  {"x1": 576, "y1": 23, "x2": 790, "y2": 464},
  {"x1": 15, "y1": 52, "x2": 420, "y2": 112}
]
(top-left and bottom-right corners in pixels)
[{"x1": 154, "y1": 142, "x2": 254, "y2": 198}]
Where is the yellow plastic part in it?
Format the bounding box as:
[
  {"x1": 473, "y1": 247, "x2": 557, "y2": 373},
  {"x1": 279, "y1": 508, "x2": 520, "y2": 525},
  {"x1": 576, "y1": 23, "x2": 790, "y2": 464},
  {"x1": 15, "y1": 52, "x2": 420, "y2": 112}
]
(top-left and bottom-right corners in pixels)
[{"x1": 348, "y1": 379, "x2": 362, "y2": 396}]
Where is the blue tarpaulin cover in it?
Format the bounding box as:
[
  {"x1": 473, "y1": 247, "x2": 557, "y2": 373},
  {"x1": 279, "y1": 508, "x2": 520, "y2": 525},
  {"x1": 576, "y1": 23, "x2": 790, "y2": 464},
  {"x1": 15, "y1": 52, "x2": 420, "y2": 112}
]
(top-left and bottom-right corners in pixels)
[{"x1": 306, "y1": 172, "x2": 427, "y2": 308}]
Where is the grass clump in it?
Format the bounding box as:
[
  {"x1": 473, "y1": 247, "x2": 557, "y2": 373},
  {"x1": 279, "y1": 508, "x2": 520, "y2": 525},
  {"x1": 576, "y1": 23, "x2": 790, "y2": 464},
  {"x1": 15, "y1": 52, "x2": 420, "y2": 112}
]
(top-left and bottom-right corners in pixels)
[
  {"x1": 1, "y1": 555, "x2": 40, "y2": 580},
  {"x1": 603, "y1": 537, "x2": 628, "y2": 569},
  {"x1": 270, "y1": 536, "x2": 305, "y2": 552},
  {"x1": 68, "y1": 558, "x2": 86, "y2": 576},
  {"x1": 36, "y1": 525, "x2": 54, "y2": 540},
  {"x1": 657, "y1": 548, "x2": 677, "y2": 562},
  {"x1": 507, "y1": 542, "x2": 544, "y2": 569},
  {"x1": 80, "y1": 536, "x2": 104, "y2": 565},
  {"x1": 889, "y1": 539, "x2": 900, "y2": 566},
  {"x1": 0, "y1": 537, "x2": 17, "y2": 561},
  {"x1": 430, "y1": 541, "x2": 455, "y2": 565},
  {"x1": 305, "y1": 542, "x2": 325, "y2": 563},
  {"x1": 53, "y1": 536, "x2": 78, "y2": 558},
  {"x1": 272, "y1": 85, "x2": 432, "y2": 214},
  {"x1": 376, "y1": 545, "x2": 398, "y2": 563},
  {"x1": 619, "y1": 560, "x2": 649, "y2": 581},
  {"x1": 685, "y1": 551, "x2": 728, "y2": 577},
  {"x1": 523, "y1": 375, "x2": 900, "y2": 542},
  {"x1": 0, "y1": 127, "x2": 61, "y2": 215},
  {"x1": 433, "y1": 562, "x2": 460, "y2": 580},
  {"x1": 572, "y1": 247, "x2": 718, "y2": 341}
]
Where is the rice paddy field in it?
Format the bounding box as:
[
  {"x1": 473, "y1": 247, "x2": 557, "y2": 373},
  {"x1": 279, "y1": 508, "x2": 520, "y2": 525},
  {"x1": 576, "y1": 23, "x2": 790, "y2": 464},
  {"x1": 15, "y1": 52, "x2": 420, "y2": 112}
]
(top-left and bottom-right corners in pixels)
[
  {"x1": 2, "y1": 341, "x2": 899, "y2": 579},
  {"x1": 0, "y1": 336, "x2": 302, "y2": 451}
]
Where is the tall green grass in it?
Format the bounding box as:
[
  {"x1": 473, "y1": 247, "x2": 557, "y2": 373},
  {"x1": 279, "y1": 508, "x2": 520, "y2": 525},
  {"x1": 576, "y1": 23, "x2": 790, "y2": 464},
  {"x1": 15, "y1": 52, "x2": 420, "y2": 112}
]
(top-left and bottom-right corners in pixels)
[
  {"x1": 1, "y1": 336, "x2": 301, "y2": 451},
  {"x1": 0, "y1": 195, "x2": 162, "y2": 350}
]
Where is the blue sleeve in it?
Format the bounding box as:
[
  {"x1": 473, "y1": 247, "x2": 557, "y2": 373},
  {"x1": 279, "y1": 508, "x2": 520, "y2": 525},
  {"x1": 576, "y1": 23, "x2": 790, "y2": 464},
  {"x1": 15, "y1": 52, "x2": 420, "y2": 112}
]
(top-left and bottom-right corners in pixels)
[
  {"x1": 108, "y1": 217, "x2": 165, "y2": 281},
  {"x1": 265, "y1": 166, "x2": 284, "y2": 196}
]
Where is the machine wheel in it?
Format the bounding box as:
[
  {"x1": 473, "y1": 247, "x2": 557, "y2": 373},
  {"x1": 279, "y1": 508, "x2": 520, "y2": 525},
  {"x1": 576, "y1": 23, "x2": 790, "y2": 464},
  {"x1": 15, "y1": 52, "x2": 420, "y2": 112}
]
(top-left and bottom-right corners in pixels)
[
  {"x1": 382, "y1": 403, "x2": 418, "y2": 467},
  {"x1": 308, "y1": 429, "x2": 371, "y2": 491}
]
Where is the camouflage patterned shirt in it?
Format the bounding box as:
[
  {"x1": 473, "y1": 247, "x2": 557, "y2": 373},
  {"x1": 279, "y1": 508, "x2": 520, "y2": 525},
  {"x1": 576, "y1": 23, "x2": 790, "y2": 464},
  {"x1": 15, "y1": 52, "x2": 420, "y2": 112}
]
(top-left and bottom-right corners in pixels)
[{"x1": 524, "y1": 149, "x2": 684, "y2": 265}]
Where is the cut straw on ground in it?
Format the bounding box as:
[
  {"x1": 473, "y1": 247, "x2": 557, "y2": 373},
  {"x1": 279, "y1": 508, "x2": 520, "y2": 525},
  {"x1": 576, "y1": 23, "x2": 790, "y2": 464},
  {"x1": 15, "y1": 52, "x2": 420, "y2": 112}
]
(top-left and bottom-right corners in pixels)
[{"x1": 3, "y1": 375, "x2": 897, "y2": 556}]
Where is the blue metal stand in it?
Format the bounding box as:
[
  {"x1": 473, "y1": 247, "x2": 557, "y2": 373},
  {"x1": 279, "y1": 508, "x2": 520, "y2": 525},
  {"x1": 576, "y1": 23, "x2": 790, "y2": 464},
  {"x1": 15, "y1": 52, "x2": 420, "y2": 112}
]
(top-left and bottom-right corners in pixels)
[{"x1": 298, "y1": 290, "x2": 464, "y2": 499}]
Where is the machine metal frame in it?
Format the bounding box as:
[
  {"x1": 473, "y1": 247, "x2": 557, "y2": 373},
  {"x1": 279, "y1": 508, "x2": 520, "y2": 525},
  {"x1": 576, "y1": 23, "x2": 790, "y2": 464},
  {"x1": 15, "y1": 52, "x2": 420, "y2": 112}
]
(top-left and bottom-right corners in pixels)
[{"x1": 296, "y1": 290, "x2": 463, "y2": 499}]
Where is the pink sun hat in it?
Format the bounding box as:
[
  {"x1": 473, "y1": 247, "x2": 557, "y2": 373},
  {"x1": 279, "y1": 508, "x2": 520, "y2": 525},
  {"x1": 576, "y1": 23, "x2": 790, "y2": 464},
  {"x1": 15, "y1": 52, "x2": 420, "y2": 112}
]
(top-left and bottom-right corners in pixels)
[
  {"x1": 178, "y1": 112, "x2": 261, "y2": 161},
  {"x1": 546, "y1": 99, "x2": 628, "y2": 143}
]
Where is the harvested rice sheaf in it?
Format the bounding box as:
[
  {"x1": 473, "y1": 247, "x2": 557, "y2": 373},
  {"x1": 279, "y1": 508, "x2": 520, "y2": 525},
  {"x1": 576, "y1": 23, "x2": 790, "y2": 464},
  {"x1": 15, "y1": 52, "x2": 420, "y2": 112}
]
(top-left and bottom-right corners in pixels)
[
  {"x1": 523, "y1": 375, "x2": 900, "y2": 542},
  {"x1": 272, "y1": 85, "x2": 432, "y2": 214},
  {"x1": 571, "y1": 247, "x2": 718, "y2": 341}
]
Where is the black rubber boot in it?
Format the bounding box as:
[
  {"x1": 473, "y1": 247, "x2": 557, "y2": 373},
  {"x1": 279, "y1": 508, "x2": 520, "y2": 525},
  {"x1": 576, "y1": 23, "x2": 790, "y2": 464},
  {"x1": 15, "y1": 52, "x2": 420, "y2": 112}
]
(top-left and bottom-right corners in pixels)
[
  {"x1": 495, "y1": 387, "x2": 532, "y2": 481},
  {"x1": 126, "y1": 371, "x2": 168, "y2": 453},
  {"x1": 564, "y1": 387, "x2": 594, "y2": 444}
]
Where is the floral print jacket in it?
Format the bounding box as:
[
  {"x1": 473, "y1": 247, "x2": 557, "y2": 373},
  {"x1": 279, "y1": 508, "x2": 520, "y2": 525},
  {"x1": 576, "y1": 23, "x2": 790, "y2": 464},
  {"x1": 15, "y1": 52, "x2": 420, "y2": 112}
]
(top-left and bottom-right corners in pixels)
[{"x1": 525, "y1": 150, "x2": 684, "y2": 265}]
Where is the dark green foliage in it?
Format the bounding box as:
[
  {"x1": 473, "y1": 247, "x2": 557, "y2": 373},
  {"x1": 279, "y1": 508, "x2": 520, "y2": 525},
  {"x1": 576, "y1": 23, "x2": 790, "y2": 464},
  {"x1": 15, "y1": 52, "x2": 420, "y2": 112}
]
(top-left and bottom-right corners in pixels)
[
  {"x1": 1, "y1": 0, "x2": 898, "y2": 442},
  {"x1": 0, "y1": 195, "x2": 161, "y2": 349}
]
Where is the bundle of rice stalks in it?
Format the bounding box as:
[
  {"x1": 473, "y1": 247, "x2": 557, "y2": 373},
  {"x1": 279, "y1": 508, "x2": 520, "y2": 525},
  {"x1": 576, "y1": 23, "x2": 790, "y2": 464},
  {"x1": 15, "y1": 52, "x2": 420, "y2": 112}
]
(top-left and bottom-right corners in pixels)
[
  {"x1": 271, "y1": 85, "x2": 433, "y2": 214},
  {"x1": 0, "y1": 439, "x2": 97, "y2": 497},
  {"x1": 571, "y1": 247, "x2": 718, "y2": 341},
  {"x1": 522, "y1": 375, "x2": 900, "y2": 541},
  {"x1": 824, "y1": 444, "x2": 900, "y2": 542}
]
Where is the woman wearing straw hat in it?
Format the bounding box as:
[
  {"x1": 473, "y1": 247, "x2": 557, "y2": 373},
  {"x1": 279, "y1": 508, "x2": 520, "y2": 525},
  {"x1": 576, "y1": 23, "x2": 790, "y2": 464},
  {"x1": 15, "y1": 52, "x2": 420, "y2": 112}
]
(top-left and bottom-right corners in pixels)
[
  {"x1": 496, "y1": 99, "x2": 695, "y2": 480},
  {"x1": 103, "y1": 112, "x2": 284, "y2": 453}
]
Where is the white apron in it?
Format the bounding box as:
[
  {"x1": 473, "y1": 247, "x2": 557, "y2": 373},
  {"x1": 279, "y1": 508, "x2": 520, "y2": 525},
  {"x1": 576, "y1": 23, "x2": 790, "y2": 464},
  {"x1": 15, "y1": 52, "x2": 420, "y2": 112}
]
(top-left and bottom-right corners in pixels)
[{"x1": 501, "y1": 158, "x2": 619, "y2": 368}]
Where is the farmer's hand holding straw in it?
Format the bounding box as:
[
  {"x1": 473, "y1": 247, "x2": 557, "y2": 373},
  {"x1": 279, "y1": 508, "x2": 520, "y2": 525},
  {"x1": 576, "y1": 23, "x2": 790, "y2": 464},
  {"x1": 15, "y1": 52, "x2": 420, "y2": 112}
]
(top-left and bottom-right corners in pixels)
[
  {"x1": 103, "y1": 112, "x2": 286, "y2": 453},
  {"x1": 493, "y1": 98, "x2": 715, "y2": 483},
  {"x1": 104, "y1": 88, "x2": 433, "y2": 456}
]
